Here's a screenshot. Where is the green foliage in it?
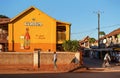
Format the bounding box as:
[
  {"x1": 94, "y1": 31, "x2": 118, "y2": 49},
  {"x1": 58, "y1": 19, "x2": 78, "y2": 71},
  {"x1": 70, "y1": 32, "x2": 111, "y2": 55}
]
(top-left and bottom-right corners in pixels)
[
  {"x1": 0, "y1": 15, "x2": 9, "y2": 18},
  {"x1": 62, "y1": 40, "x2": 79, "y2": 52},
  {"x1": 99, "y1": 31, "x2": 105, "y2": 38},
  {"x1": 99, "y1": 31, "x2": 105, "y2": 35},
  {"x1": 89, "y1": 38, "x2": 96, "y2": 43}
]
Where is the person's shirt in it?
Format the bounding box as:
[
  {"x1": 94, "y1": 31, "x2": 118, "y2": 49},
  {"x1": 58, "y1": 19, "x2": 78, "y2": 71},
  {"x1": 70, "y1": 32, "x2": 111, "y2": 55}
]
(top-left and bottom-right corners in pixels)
[
  {"x1": 54, "y1": 53, "x2": 57, "y2": 61},
  {"x1": 104, "y1": 53, "x2": 111, "y2": 61}
]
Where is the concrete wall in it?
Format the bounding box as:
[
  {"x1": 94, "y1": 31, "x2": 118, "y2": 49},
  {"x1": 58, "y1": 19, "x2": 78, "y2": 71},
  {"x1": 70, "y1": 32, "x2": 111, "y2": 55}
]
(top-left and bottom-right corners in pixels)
[
  {"x1": 40, "y1": 52, "x2": 76, "y2": 65},
  {"x1": 0, "y1": 52, "x2": 79, "y2": 69},
  {"x1": 0, "y1": 52, "x2": 33, "y2": 68}
]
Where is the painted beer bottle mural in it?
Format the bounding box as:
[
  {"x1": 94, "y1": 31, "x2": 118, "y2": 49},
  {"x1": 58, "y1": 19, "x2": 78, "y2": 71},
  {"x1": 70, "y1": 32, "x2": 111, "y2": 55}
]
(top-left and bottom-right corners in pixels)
[{"x1": 24, "y1": 28, "x2": 30, "y2": 49}]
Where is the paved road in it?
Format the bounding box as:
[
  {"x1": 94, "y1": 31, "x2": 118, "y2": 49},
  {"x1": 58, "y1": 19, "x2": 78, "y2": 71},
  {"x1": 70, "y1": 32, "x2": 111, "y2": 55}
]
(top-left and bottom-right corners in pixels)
[
  {"x1": 83, "y1": 57, "x2": 103, "y2": 68},
  {"x1": 83, "y1": 57, "x2": 120, "y2": 71},
  {"x1": 0, "y1": 72, "x2": 120, "y2": 78}
]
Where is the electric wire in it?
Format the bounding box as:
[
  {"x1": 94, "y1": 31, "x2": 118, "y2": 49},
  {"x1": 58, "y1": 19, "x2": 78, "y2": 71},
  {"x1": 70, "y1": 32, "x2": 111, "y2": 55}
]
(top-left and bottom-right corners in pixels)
[{"x1": 71, "y1": 24, "x2": 120, "y2": 39}]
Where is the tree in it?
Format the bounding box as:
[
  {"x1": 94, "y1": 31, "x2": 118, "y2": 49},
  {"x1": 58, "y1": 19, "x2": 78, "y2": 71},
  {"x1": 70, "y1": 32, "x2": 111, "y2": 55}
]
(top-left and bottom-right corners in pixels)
[
  {"x1": 89, "y1": 38, "x2": 96, "y2": 43},
  {"x1": 99, "y1": 31, "x2": 105, "y2": 38},
  {"x1": 0, "y1": 15, "x2": 9, "y2": 18},
  {"x1": 62, "y1": 40, "x2": 79, "y2": 52}
]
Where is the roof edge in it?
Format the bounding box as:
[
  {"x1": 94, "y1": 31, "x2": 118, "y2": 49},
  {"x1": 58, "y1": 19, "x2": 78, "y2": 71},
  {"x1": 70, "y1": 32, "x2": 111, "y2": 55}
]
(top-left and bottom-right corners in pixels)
[
  {"x1": 9, "y1": 6, "x2": 71, "y2": 25},
  {"x1": 10, "y1": 6, "x2": 36, "y2": 23},
  {"x1": 57, "y1": 20, "x2": 71, "y2": 25}
]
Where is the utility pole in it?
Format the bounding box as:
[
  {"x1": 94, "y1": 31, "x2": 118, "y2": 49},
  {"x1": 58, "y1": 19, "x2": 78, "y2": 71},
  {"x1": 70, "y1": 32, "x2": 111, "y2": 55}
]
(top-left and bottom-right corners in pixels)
[
  {"x1": 95, "y1": 11, "x2": 104, "y2": 59},
  {"x1": 94, "y1": 11, "x2": 102, "y2": 48},
  {"x1": 98, "y1": 11, "x2": 100, "y2": 48},
  {"x1": 93, "y1": 11, "x2": 104, "y2": 59}
]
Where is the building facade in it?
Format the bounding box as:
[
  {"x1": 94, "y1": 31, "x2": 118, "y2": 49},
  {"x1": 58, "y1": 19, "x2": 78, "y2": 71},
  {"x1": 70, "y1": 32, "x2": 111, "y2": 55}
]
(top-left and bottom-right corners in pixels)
[
  {"x1": 79, "y1": 36, "x2": 90, "y2": 48},
  {"x1": 8, "y1": 6, "x2": 71, "y2": 52},
  {"x1": 100, "y1": 28, "x2": 120, "y2": 48},
  {"x1": 0, "y1": 18, "x2": 10, "y2": 52}
]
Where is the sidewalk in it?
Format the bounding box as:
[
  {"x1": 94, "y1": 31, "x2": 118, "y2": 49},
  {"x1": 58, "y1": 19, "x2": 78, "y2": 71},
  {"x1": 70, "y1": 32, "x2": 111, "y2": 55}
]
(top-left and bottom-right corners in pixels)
[{"x1": 0, "y1": 64, "x2": 80, "y2": 74}]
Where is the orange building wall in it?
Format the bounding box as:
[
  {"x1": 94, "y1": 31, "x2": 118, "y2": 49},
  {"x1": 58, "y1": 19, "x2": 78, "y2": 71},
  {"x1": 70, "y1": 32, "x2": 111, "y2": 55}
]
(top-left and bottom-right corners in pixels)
[
  {"x1": 8, "y1": 43, "x2": 56, "y2": 52},
  {"x1": 8, "y1": 7, "x2": 57, "y2": 52}
]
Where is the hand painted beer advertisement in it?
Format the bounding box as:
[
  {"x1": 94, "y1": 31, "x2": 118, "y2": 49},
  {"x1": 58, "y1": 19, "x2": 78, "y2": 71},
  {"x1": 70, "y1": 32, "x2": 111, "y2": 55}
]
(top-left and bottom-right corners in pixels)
[
  {"x1": 24, "y1": 28, "x2": 30, "y2": 49},
  {"x1": 20, "y1": 28, "x2": 30, "y2": 50},
  {"x1": 20, "y1": 35, "x2": 24, "y2": 49}
]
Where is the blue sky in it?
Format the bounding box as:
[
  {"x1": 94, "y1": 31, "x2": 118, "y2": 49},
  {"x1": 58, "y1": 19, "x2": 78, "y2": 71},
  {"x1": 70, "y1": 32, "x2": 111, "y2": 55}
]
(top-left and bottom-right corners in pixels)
[{"x1": 0, "y1": 0, "x2": 120, "y2": 40}]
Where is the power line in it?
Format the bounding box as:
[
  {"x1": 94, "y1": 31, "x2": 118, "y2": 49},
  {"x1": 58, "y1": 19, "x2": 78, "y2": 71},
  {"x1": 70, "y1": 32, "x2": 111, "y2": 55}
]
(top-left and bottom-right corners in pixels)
[
  {"x1": 101, "y1": 24, "x2": 120, "y2": 29},
  {"x1": 71, "y1": 28, "x2": 97, "y2": 35},
  {"x1": 71, "y1": 24, "x2": 120, "y2": 35}
]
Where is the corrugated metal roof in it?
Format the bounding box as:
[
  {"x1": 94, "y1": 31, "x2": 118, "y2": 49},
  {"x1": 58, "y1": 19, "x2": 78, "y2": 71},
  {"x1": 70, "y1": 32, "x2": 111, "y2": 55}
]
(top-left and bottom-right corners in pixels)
[{"x1": 0, "y1": 18, "x2": 10, "y2": 24}]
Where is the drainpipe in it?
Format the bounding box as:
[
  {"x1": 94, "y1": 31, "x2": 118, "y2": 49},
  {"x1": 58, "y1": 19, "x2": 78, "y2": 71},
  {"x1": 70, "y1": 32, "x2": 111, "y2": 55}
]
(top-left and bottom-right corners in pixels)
[{"x1": 12, "y1": 24, "x2": 14, "y2": 51}]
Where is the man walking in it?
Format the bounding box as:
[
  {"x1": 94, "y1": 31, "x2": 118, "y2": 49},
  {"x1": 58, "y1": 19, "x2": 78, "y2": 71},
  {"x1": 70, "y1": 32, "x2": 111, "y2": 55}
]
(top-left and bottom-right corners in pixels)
[
  {"x1": 102, "y1": 52, "x2": 111, "y2": 67},
  {"x1": 53, "y1": 51, "x2": 57, "y2": 69}
]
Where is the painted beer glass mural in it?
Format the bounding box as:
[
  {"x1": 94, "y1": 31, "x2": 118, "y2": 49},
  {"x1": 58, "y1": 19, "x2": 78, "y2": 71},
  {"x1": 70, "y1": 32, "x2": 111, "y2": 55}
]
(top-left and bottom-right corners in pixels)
[{"x1": 20, "y1": 35, "x2": 24, "y2": 49}]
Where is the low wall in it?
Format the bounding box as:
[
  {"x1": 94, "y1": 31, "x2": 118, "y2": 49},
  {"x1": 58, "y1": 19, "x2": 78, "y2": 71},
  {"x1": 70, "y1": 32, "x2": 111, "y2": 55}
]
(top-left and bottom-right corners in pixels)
[
  {"x1": 0, "y1": 52, "x2": 33, "y2": 68},
  {"x1": 40, "y1": 52, "x2": 76, "y2": 65},
  {"x1": 0, "y1": 51, "x2": 80, "y2": 69}
]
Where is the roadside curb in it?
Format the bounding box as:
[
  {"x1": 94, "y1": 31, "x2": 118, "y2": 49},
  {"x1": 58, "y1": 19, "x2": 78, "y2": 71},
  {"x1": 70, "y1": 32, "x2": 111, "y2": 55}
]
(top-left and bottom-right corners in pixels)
[
  {"x1": 0, "y1": 70, "x2": 67, "y2": 74},
  {"x1": 0, "y1": 66, "x2": 120, "y2": 74}
]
